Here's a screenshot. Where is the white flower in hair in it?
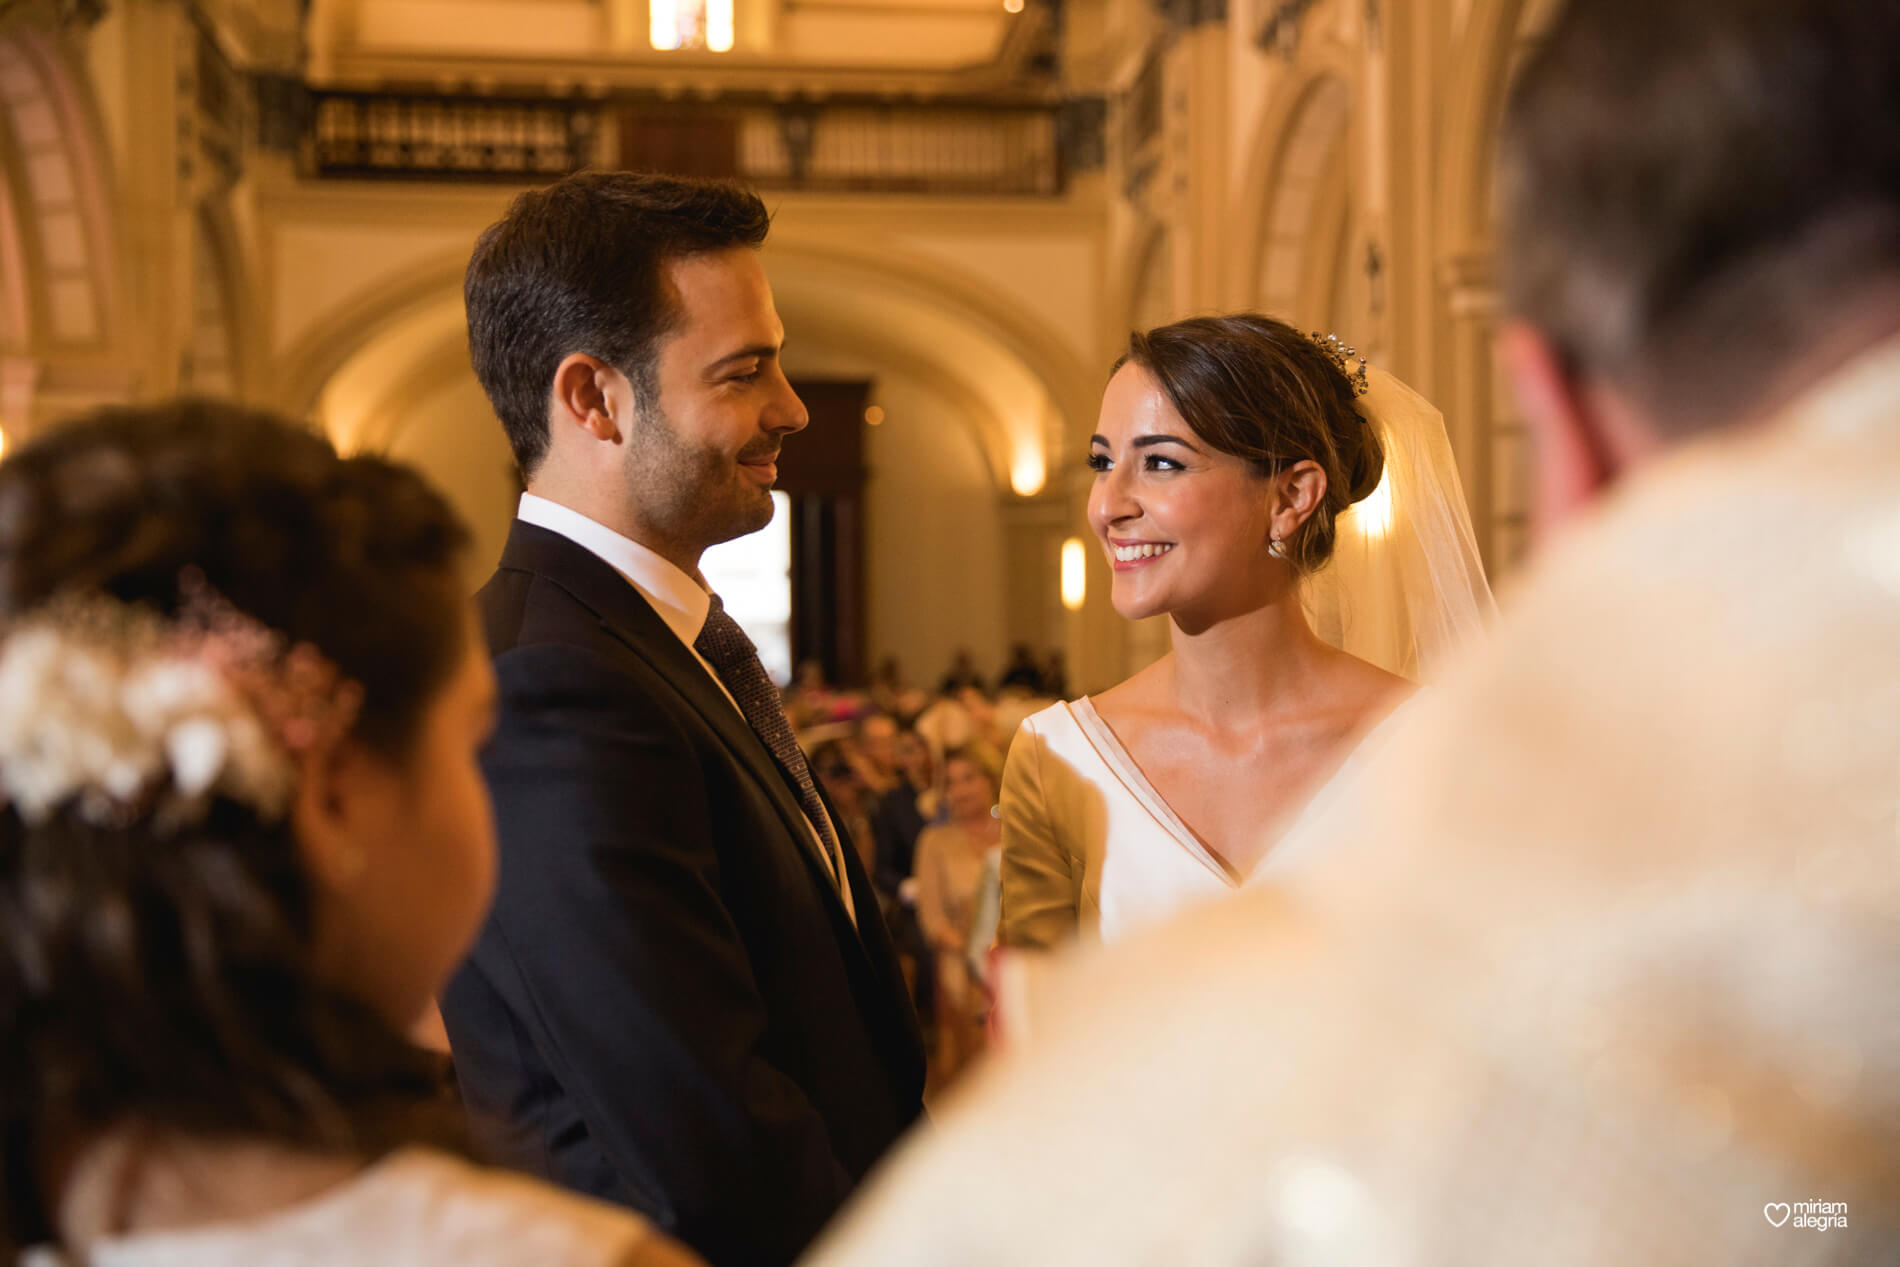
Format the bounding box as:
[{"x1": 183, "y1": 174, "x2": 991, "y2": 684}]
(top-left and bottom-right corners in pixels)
[{"x1": 0, "y1": 582, "x2": 360, "y2": 829}]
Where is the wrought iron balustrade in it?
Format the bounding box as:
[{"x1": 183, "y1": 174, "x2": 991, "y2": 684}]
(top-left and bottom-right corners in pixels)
[
  {"x1": 303, "y1": 89, "x2": 1067, "y2": 196},
  {"x1": 309, "y1": 92, "x2": 597, "y2": 181},
  {"x1": 728, "y1": 103, "x2": 1062, "y2": 195}
]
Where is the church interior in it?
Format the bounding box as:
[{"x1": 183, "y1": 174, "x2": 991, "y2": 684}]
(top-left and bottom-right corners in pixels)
[
  {"x1": 0, "y1": 0, "x2": 1559, "y2": 695},
  {"x1": 5, "y1": 5, "x2": 1898, "y2": 1262}
]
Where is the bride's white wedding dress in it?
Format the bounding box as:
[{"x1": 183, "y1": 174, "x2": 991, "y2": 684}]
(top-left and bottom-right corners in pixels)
[{"x1": 999, "y1": 695, "x2": 1416, "y2": 948}]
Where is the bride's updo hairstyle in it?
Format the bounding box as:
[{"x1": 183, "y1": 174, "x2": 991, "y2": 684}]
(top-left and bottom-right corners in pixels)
[
  {"x1": 0, "y1": 400, "x2": 471, "y2": 1250},
  {"x1": 1118, "y1": 312, "x2": 1384, "y2": 574}
]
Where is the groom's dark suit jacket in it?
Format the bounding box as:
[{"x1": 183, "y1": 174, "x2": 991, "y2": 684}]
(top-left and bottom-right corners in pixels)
[{"x1": 441, "y1": 520, "x2": 926, "y2": 1267}]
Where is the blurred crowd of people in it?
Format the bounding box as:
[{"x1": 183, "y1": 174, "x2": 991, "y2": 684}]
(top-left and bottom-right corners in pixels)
[{"x1": 791, "y1": 650, "x2": 1063, "y2": 1090}]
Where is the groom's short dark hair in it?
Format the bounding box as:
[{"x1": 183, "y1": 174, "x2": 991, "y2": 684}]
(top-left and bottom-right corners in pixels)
[
  {"x1": 464, "y1": 171, "x2": 771, "y2": 477},
  {"x1": 1499, "y1": 0, "x2": 1900, "y2": 433}
]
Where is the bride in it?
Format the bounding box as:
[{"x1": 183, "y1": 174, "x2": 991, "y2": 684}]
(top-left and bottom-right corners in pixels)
[{"x1": 999, "y1": 313, "x2": 1493, "y2": 949}]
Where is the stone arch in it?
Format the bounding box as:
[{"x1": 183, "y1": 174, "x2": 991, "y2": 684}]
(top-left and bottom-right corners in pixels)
[
  {"x1": 274, "y1": 251, "x2": 471, "y2": 419},
  {"x1": 1433, "y1": 0, "x2": 1562, "y2": 574},
  {"x1": 184, "y1": 205, "x2": 245, "y2": 398},
  {"x1": 1240, "y1": 70, "x2": 1353, "y2": 327},
  {"x1": 764, "y1": 234, "x2": 1099, "y2": 487},
  {"x1": 1436, "y1": 0, "x2": 1528, "y2": 265},
  {"x1": 0, "y1": 28, "x2": 123, "y2": 431},
  {"x1": 1125, "y1": 223, "x2": 1173, "y2": 330},
  {"x1": 281, "y1": 233, "x2": 1095, "y2": 494}
]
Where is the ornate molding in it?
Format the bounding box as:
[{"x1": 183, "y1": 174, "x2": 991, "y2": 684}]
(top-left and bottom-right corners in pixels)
[
  {"x1": 0, "y1": 0, "x2": 106, "y2": 34},
  {"x1": 1256, "y1": 0, "x2": 1319, "y2": 58},
  {"x1": 1057, "y1": 94, "x2": 1106, "y2": 174},
  {"x1": 1160, "y1": 0, "x2": 1226, "y2": 30},
  {"x1": 1437, "y1": 247, "x2": 1500, "y2": 319}
]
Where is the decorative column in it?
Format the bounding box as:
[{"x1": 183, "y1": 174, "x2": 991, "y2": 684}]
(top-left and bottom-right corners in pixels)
[
  {"x1": 1435, "y1": 247, "x2": 1501, "y2": 569},
  {"x1": 1159, "y1": 0, "x2": 1230, "y2": 314}
]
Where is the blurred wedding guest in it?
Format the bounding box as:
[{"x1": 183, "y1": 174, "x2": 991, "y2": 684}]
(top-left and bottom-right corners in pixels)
[
  {"x1": 801, "y1": 1, "x2": 1900, "y2": 1262},
  {"x1": 871, "y1": 656, "x2": 905, "y2": 696},
  {"x1": 1000, "y1": 313, "x2": 1492, "y2": 950},
  {"x1": 1038, "y1": 649, "x2": 1068, "y2": 700},
  {"x1": 811, "y1": 739, "x2": 877, "y2": 877},
  {"x1": 786, "y1": 659, "x2": 855, "y2": 729},
  {"x1": 854, "y1": 713, "x2": 901, "y2": 794},
  {"x1": 936, "y1": 649, "x2": 985, "y2": 696},
  {"x1": 997, "y1": 644, "x2": 1044, "y2": 693},
  {"x1": 910, "y1": 689, "x2": 976, "y2": 767},
  {"x1": 895, "y1": 727, "x2": 940, "y2": 812},
  {"x1": 858, "y1": 715, "x2": 919, "y2": 894},
  {"x1": 911, "y1": 747, "x2": 1005, "y2": 1089},
  {"x1": 443, "y1": 171, "x2": 923, "y2": 1267},
  {"x1": 0, "y1": 402, "x2": 697, "y2": 1266},
  {"x1": 875, "y1": 726, "x2": 939, "y2": 897},
  {"x1": 869, "y1": 658, "x2": 925, "y2": 719}
]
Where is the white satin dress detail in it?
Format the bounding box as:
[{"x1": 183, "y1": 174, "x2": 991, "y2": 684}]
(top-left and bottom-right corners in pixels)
[{"x1": 998, "y1": 695, "x2": 1414, "y2": 949}]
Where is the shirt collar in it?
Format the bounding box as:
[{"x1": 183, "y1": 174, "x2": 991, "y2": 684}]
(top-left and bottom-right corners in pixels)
[{"x1": 516, "y1": 493, "x2": 712, "y2": 648}]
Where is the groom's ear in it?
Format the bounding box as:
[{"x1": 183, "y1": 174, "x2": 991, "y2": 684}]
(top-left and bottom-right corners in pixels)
[
  {"x1": 549, "y1": 353, "x2": 630, "y2": 448},
  {"x1": 1498, "y1": 321, "x2": 1618, "y2": 548}
]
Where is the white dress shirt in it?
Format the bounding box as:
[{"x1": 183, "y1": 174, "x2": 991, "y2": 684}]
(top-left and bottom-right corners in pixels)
[{"x1": 516, "y1": 495, "x2": 855, "y2": 921}]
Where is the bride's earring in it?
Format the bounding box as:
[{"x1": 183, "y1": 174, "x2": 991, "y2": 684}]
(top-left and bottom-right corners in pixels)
[{"x1": 1268, "y1": 535, "x2": 1288, "y2": 561}]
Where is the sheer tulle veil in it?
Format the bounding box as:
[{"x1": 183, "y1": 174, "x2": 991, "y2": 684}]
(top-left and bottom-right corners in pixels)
[{"x1": 1301, "y1": 365, "x2": 1497, "y2": 682}]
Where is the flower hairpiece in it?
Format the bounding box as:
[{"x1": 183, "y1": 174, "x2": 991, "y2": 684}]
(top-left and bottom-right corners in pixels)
[
  {"x1": 0, "y1": 574, "x2": 363, "y2": 831},
  {"x1": 1308, "y1": 331, "x2": 1370, "y2": 397}
]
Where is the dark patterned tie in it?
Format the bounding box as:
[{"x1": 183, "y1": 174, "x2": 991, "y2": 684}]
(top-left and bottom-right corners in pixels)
[{"x1": 694, "y1": 595, "x2": 843, "y2": 892}]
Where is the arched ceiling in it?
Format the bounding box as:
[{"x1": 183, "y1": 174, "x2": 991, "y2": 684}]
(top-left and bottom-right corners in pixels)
[{"x1": 311, "y1": 239, "x2": 1075, "y2": 500}]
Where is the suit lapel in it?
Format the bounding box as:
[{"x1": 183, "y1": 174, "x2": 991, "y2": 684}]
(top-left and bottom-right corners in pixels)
[{"x1": 494, "y1": 521, "x2": 863, "y2": 936}]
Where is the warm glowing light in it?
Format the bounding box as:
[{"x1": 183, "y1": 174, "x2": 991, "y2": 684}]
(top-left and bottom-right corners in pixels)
[
  {"x1": 1004, "y1": 0, "x2": 1024, "y2": 12},
  {"x1": 1348, "y1": 468, "x2": 1394, "y2": 537},
  {"x1": 649, "y1": 0, "x2": 682, "y2": 48},
  {"x1": 1060, "y1": 537, "x2": 1086, "y2": 611},
  {"x1": 1010, "y1": 450, "x2": 1046, "y2": 496},
  {"x1": 650, "y1": 0, "x2": 730, "y2": 50},
  {"x1": 863, "y1": 405, "x2": 885, "y2": 426},
  {"x1": 707, "y1": 0, "x2": 734, "y2": 51},
  {"x1": 0, "y1": 427, "x2": 8, "y2": 461}
]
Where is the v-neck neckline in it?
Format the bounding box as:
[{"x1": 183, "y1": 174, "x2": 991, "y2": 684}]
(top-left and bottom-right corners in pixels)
[{"x1": 1065, "y1": 696, "x2": 1245, "y2": 888}]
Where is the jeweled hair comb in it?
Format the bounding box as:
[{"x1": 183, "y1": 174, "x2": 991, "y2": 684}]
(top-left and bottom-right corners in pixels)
[{"x1": 1308, "y1": 331, "x2": 1370, "y2": 397}]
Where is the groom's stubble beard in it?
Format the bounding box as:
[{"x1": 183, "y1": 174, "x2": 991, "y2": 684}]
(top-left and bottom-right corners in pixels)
[{"x1": 621, "y1": 391, "x2": 776, "y2": 554}]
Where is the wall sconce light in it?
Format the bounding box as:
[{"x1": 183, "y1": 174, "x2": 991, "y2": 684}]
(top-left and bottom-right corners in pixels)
[
  {"x1": 1010, "y1": 450, "x2": 1046, "y2": 497},
  {"x1": 1060, "y1": 537, "x2": 1086, "y2": 611}
]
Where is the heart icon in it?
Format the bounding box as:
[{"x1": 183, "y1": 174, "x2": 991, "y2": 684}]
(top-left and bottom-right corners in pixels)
[{"x1": 1764, "y1": 1203, "x2": 1792, "y2": 1227}]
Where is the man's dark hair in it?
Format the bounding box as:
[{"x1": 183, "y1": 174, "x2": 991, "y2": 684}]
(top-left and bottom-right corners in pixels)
[
  {"x1": 1499, "y1": 0, "x2": 1900, "y2": 432},
  {"x1": 464, "y1": 171, "x2": 772, "y2": 477}
]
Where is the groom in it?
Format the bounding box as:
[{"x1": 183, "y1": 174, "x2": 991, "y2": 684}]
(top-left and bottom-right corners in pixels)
[{"x1": 440, "y1": 171, "x2": 925, "y2": 1267}]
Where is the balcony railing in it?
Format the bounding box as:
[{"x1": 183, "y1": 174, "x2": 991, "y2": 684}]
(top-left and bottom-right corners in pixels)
[
  {"x1": 304, "y1": 89, "x2": 1068, "y2": 196},
  {"x1": 310, "y1": 92, "x2": 597, "y2": 181},
  {"x1": 732, "y1": 104, "x2": 1059, "y2": 195}
]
